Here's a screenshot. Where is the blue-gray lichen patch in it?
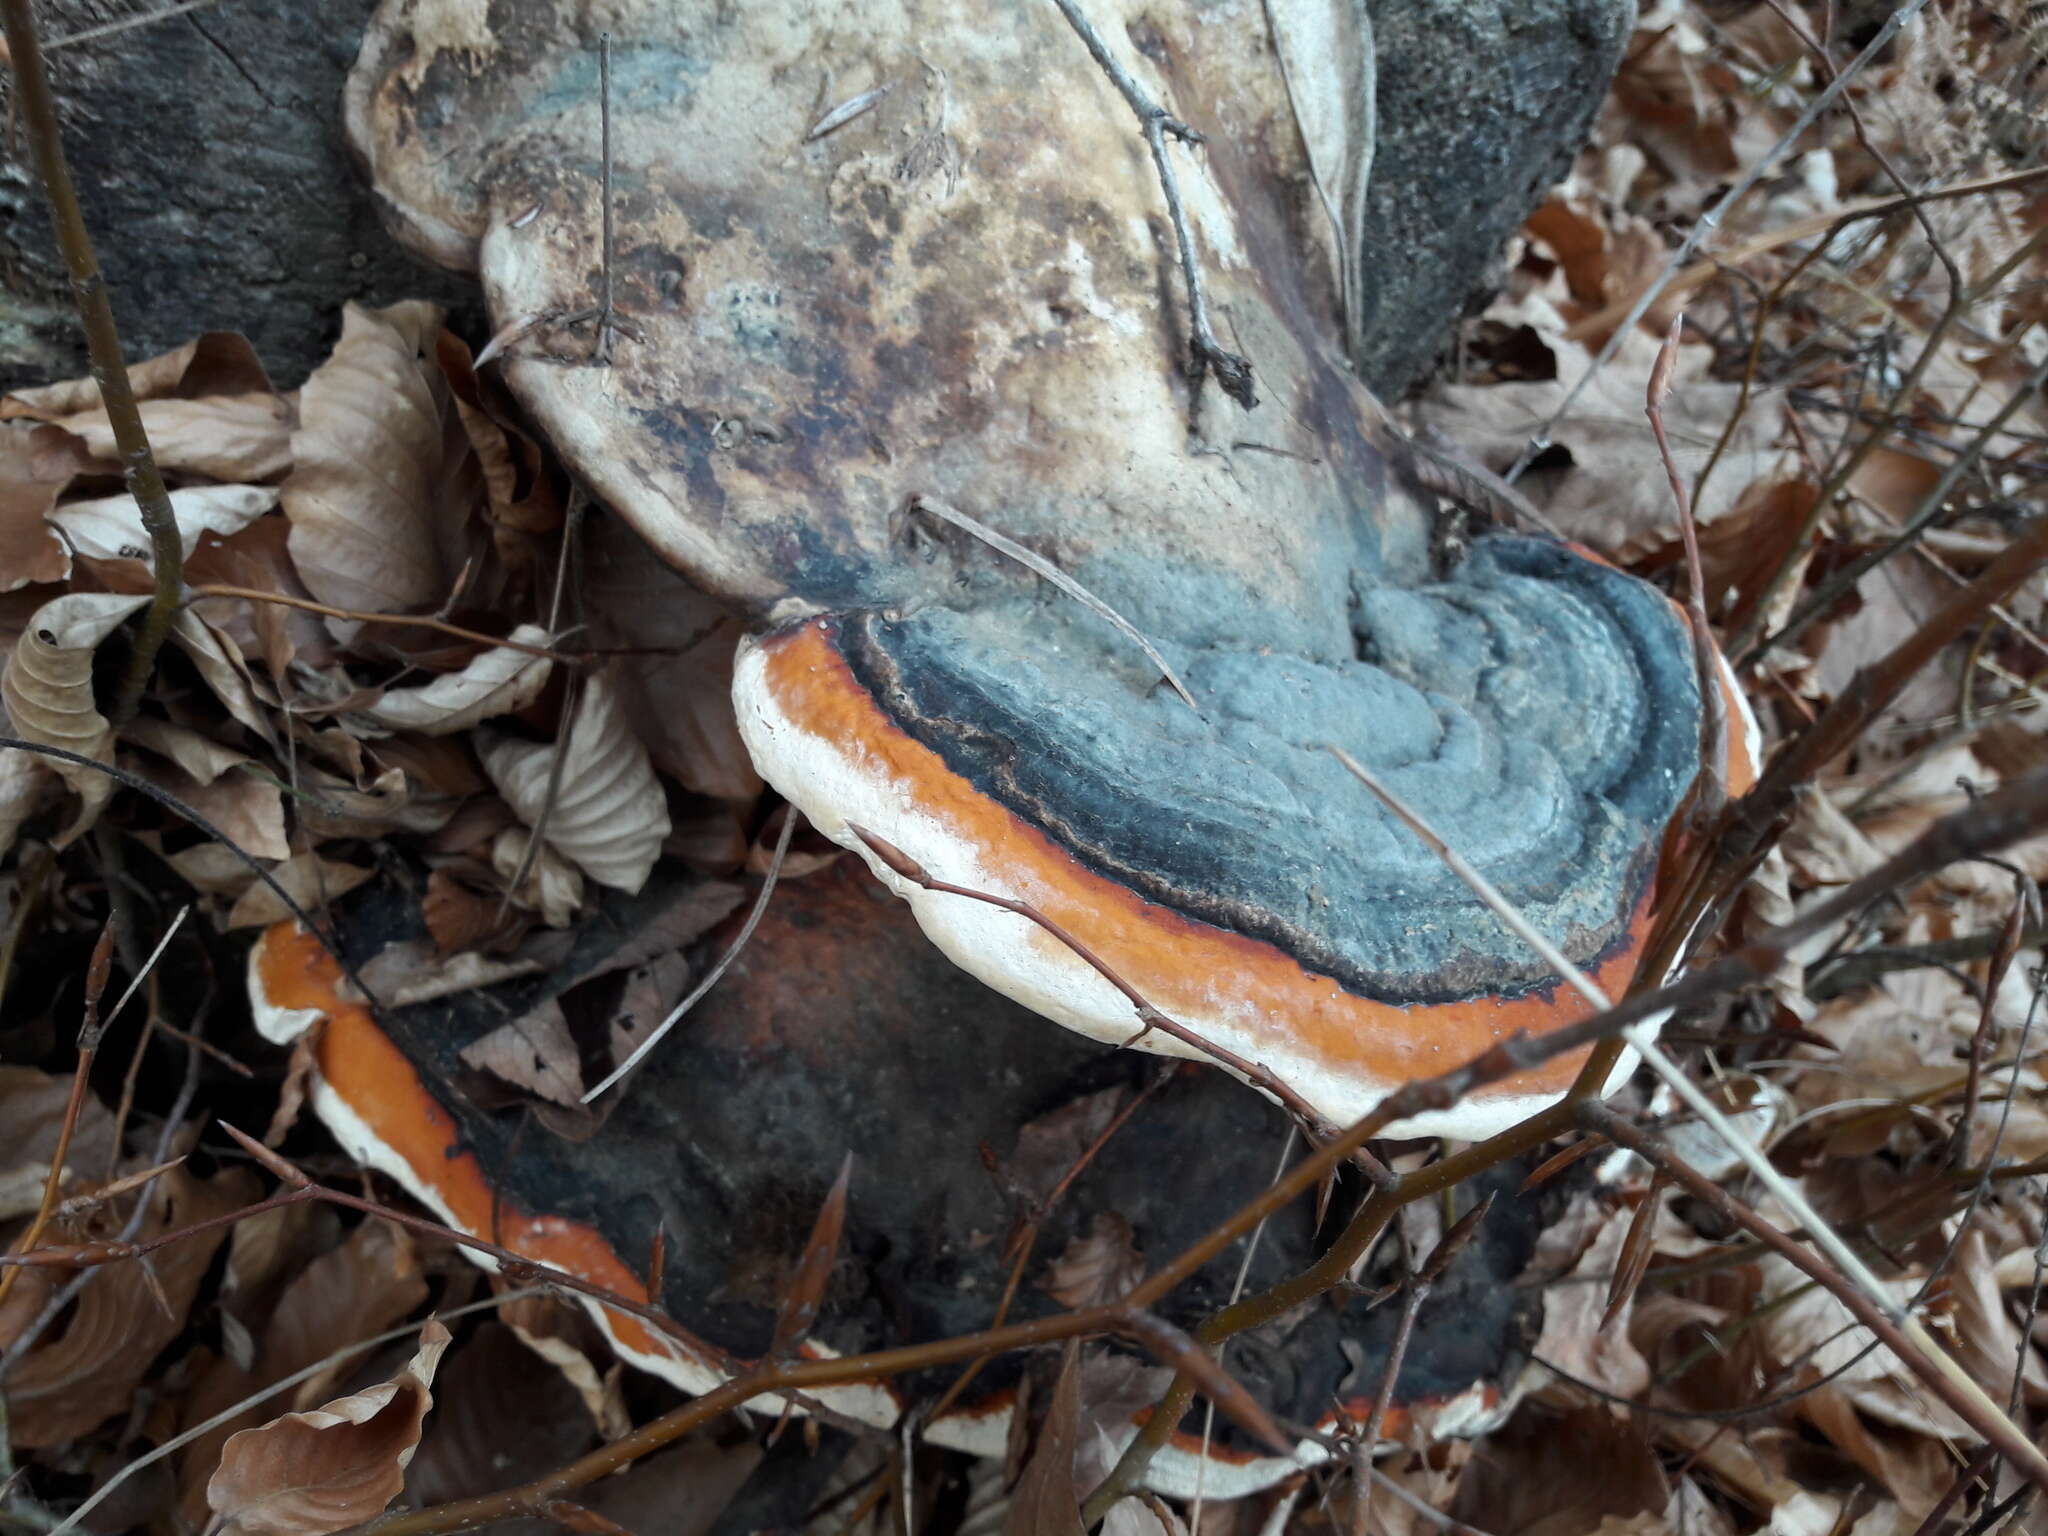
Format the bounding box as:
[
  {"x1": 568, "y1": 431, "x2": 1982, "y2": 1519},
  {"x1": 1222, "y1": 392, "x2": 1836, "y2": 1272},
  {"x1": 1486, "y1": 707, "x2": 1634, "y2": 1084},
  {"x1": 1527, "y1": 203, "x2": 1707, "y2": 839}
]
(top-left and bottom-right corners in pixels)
[{"x1": 836, "y1": 536, "x2": 1701, "y2": 1007}]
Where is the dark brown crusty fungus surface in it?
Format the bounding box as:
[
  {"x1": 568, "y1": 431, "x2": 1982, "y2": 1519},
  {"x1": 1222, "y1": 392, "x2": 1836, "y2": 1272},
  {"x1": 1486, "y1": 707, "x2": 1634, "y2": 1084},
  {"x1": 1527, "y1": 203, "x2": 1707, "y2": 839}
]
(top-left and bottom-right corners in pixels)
[
  {"x1": 252, "y1": 863, "x2": 1552, "y2": 1497},
  {"x1": 347, "y1": 0, "x2": 1757, "y2": 1140}
]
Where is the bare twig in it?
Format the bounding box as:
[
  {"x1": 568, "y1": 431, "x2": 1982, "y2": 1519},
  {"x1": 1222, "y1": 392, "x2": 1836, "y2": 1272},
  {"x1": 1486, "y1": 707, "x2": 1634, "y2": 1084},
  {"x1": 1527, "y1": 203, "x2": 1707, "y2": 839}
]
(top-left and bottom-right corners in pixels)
[
  {"x1": 1952, "y1": 895, "x2": 2030, "y2": 1169},
  {"x1": 1645, "y1": 314, "x2": 1730, "y2": 831},
  {"x1": 187, "y1": 586, "x2": 572, "y2": 660},
  {"x1": 0, "y1": 0, "x2": 182, "y2": 731},
  {"x1": 1046, "y1": 0, "x2": 1255, "y2": 407},
  {"x1": 912, "y1": 497, "x2": 1199, "y2": 711}
]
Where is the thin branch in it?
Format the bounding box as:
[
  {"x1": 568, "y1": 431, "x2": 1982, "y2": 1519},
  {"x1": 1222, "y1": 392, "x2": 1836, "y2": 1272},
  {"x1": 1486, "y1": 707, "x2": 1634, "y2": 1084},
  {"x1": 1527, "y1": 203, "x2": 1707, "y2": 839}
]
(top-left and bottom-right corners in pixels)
[
  {"x1": 1046, "y1": 0, "x2": 1255, "y2": 407},
  {"x1": 0, "y1": 922, "x2": 114, "y2": 1314},
  {"x1": 0, "y1": 0, "x2": 183, "y2": 731},
  {"x1": 1645, "y1": 313, "x2": 1730, "y2": 833},
  {"x1": 913, "y1": 497, "x2": 1199, "y2": 712},
  {"x1": 187, "y1": 586, "x2": 574, "y2": 660}
]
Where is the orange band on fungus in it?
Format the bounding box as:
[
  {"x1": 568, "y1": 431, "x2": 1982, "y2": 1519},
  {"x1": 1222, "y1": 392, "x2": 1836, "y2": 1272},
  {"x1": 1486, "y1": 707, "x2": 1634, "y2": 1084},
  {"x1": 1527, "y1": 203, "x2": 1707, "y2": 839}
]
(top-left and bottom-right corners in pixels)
[{"x1": 758, "y1": 620, "x2": 1666, "y2": 1113}]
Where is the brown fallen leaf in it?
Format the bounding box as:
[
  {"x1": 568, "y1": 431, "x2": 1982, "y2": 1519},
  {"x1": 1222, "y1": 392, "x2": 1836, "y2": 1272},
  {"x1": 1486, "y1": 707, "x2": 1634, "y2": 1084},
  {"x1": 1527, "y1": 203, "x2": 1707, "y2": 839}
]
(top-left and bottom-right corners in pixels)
[
  {"x1": 479, "y1": 671, "x2": 670, "y2": 893},
  {"x1": 584, "y1": 510, "x2": 762, "y2": 801},
  {"x1": 283, "y1": 301, "x2": 478, "y2": 619},
  {"x1": 206, "y1": 1317, "x2": 451, "y2": 1536},
  {"x1": 772, "y1": 1154, "x2": 852, "y2": 1359},
  {"x1": 1, "y1": 331, "x2": 273, "y2": 420},
  {"x1": 48, "y1": 482, "x2": 277, "y2": 566},
  {"x1": 360, "y1": 624, "x2": 554, "y2": 736},
  {"x1": 1043, "y1": 1212, "x2": 1146, "y2": 1310},
  {"x1": 180, "y1": 1217, "x2": 429, "y2": 1522},
  {"x1": 0, "y1": 421, "x2": 78, "y2": 593},
  {"x1": 224, "y1": 854, "x2": 376, "y2": 930},
  {"x1": 1006, "y1": 1344, "x2": 1086, "y2": 1536},
  {"x1": 402, "y1": 1321, "x2": 595, "y2": 1509},
  {"x1": 0, "y1": 1065, "x2": 120, "y2": 1221},
  {"x1": 6, "y1": 1164, "x2": 259, "y2": 1447},
  {"x1": 52, "y1": 394, "x2": 297, "y2": 483}
]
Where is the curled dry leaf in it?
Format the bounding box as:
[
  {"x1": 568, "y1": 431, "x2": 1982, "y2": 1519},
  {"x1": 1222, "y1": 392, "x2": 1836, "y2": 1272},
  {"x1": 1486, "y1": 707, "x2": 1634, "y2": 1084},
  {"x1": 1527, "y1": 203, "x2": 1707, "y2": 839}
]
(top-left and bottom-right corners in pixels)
[
  {"x1": 179, "y1": 1217, "x2": 428, "y2": 1522},
  {"x1": 206, "y1": 1317, "x2": 450, "y2": 1536},
  {"x1": 0, "y1": 591, "x2": 151, "y2": 843},
  {"x1": 283, "y1": 300, "x2": 472, "y2": 618},
  {"x1": 360, "y1": 623, "x2": 553, "y2": 735},
  {"x1": 0, "y1": 713, "x2": 49, "y2": 865},
  {"x1": 0, "y1": 421, "x2": 77, "y2": 593},
  {"x1": 48, "y1": 483, "x2": 278, "y2": 565},
  {"x1": 479, "y1": 671, "x2": 670, "y2": 892}
]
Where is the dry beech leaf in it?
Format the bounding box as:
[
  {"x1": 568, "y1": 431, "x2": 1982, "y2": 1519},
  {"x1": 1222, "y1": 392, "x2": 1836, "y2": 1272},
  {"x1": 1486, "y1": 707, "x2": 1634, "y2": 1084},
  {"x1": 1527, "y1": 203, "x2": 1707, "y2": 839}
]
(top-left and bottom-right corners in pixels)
[
  {"x1": 49, "y1": 483, "x2": 277, "y2": 566},
  {"x1": 360, "y1": 623, "x2": 553, "y2": 735},
  {"x1": 490, "y1": 825, "x2": 583, "y2": 926},
  {"x1": 479, "y1": 672, "x2": 670, "y2": 892},
  {"x1": 7, "y1": 1164, "x2": 259, "y2": 1447},
  {"x1": 169, "y1": 607, "x2": 280, "y2": 747},
  {"x1": 206, "y1": 1318, "x2": 450, "y2": 1536},
  {"x1": 56, "y1": 394, "x2": 296, "y2": 483},
  {"x1": 403, "y1": 1321, "x2": 595, "y2": 1510},
  {"x1": 178, "y1": 1217, "x2": 428, "y2": 1522},
  {"x1": 1043, "y1": 1212, "x2": 1146, "y2": 1310},
  {"x1": 459, "y1": 1004, "x2": 585, "y2": 1109},
  {"x1": 0, "y1": 721, "x2": 50, "y2": 866},
  {"x1": 584, "y1": 513, "x2": 760, "y2": 800},
  {"x1": 0, "y1": 591, "x2": 150, "y2": 843},
  {"x1": 1267, "y1": 0, "x2": 1374, "y2": 362},
  {"x1": 1007, "y1": 1345, "x2": 1087, "y2": 1536},
  {"x1": 123, "y1": 717, "x2": 251, "y2": 785},
  {"x1": 0, "y1": 421, "x2": 77, "y2": 593},
  {"x1": 283, "y1": 300, "x2": 470, "y2": 617},
  {"x1": 1, "y1": 331, "x2": 273, "y2": 420},
  {"x1": 498, "y1": 1293, "x2": 633, "y2": 1442},
  {"x1": 225, "y1": 853, "x2": 377, "y2": 930},
  {"x1": 127, "y1": 755, "x2": 289, "y2": 863},
  {"x1": 0, "y1": 1065, "x2": 121, "y2": 1220}
]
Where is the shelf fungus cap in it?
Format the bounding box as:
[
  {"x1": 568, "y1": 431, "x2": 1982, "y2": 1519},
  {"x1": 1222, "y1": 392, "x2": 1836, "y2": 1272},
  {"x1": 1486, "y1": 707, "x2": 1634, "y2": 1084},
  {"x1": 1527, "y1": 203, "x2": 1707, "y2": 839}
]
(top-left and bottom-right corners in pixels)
[{"x1": 736, "y1": 543, "x2": 1758, "y2": 1142}]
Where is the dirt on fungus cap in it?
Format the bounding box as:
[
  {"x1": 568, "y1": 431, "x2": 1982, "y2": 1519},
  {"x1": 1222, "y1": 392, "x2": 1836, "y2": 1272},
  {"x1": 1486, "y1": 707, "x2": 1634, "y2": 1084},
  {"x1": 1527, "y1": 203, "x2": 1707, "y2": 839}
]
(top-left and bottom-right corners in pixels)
[{"x1": 346, "y1": 0, "x2": 1760, "y2": 1139}]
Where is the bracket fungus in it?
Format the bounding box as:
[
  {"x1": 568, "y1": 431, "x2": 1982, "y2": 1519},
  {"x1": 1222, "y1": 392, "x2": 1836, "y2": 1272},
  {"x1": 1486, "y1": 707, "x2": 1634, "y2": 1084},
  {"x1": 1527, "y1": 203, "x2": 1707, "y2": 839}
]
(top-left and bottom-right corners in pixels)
[
  {"x1": 348, "y1": 0, "x2": 1757, "y2": 1141},
  {"x1": 272, "y1": 0, "x2": 1768, "y2": 1491}
]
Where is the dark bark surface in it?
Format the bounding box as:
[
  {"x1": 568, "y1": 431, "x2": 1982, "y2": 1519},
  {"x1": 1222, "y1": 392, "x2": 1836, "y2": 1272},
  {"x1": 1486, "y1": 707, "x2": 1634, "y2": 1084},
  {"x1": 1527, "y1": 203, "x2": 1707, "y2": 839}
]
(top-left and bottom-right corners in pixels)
[
  {"x1": 0, "y1": 0, "x2": 478, "y2": 393},
  {"x1": 2, "y1": 0, "x2": 1625, "y2": 398}
]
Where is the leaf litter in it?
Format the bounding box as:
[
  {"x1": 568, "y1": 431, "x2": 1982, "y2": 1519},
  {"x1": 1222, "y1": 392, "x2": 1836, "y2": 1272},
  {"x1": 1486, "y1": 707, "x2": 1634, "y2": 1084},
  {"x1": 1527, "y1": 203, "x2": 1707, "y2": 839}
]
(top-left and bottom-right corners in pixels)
[{"x1": 1, "y1": 0, "x2": 2044, "y2": 1532}]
